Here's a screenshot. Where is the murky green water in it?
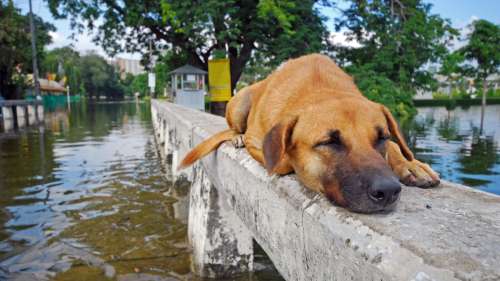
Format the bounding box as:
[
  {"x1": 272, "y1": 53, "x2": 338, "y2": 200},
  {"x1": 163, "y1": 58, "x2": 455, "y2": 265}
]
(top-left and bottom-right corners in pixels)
[
  {"x1": 0, "y1": 102, "x2": 498, "y2": 280},
  {"x1": 0, "y1": 102, "x2": 281, "y2": 280}
]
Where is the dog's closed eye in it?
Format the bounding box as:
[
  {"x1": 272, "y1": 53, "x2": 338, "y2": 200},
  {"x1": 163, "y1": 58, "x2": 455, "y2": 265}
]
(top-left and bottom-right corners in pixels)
[{"x1": 314, "y1": 130, "x2": 344, "y2": 150}]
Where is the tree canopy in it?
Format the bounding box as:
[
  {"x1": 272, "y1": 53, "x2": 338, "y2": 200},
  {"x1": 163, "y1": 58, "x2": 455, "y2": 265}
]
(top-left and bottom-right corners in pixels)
[
  {"x1": 46, "y1": 0, "x2": 332, "y2": 90},
  {"x1": 42, "y1": 46, "x2": 82, "y2": 94},
  {"x1": 459, "y1": 19, "x2": 500, "y2": 81},
  {"x1": 43, "y1": 48, "x2": 125, "y2": 99},
  {"x1": 334, "y1": 0, "x2": 457, "y2": 117},
  {"x1": 0, "y1": 0, "x2": 55, "y2": 99},
  {"x1": 79, "y1": 53, "x2": 123, "y2": 99}
]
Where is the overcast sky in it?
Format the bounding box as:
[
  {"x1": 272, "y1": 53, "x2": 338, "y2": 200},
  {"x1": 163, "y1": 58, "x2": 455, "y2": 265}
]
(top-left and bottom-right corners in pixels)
[{"x1": 15, "y1": 0, "x2": 500, "y2": 60}]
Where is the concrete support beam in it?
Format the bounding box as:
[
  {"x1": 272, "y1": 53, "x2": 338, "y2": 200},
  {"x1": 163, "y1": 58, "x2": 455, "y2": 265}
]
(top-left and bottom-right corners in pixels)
[
  {"x1": 188, "y1": 165, "x2": 253, "y2": 277},
  {"x1": 27, "y1": 105, "x2": 36, "y2": 125},
  {"x1": 1, "y1": 106, "x2": 14, "y2": 120},
  {"x1": 37, "y1": 105, "x2": 44, "y2": 121},
  {"x1": 27, "y1": 105, "x2": 36, "y2": 117},
  {"x1": 16, "y1": 105, "x2": 26, "y2": 127},
  {"x1": 152, "y1": 100, "x2": 500, "y2": 281}
]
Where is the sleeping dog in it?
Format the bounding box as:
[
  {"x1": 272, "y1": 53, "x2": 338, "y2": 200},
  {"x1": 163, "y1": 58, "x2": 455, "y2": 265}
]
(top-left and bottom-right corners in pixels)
[{"x1": 179, "y1": 54, "x2": 440, "y2": 213}]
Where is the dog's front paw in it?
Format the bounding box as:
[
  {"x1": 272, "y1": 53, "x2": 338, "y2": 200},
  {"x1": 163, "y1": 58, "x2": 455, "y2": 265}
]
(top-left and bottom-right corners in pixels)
[
  {"x1": 231, "y1": 134, "x2": 245, "y2": 148},
  {"x1": 394, "y1": 159, "x2": 440, "y2": 188}
]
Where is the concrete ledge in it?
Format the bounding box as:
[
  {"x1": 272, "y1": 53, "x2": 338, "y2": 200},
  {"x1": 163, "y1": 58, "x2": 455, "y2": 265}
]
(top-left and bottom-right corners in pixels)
[{"x1": 152, "y1": 100, "x2": 500, "y2": 281}]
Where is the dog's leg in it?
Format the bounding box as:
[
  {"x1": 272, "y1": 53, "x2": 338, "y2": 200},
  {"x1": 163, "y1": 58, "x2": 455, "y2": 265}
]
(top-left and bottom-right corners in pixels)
[
  {"x1": 226, "y1": 86, "x2": 253, "y2": 133},
  {"x1": 386, "y1": 141, "x2": 440, "y2": 188}
]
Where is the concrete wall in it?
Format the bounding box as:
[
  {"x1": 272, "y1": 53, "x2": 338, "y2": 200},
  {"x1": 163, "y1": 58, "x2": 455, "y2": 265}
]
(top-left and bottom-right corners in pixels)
[{"x1": 151, "y1": 100, "x2": 500, "y2": 281}]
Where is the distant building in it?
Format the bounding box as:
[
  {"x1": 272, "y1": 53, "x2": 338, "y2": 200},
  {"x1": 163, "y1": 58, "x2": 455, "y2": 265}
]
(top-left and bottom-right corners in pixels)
[{"x1": 108, "y1": 57, "x2": 145, "y2": 79}]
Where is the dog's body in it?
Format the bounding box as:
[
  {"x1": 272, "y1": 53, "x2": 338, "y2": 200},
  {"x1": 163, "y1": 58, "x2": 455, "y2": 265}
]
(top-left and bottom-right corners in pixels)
[{"x1": 180, "y1": 54, "x2": 439, "y2": 213}]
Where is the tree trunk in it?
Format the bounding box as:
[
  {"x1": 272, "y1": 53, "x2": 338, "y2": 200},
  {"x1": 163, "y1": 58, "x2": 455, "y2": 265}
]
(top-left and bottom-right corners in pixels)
[
  {"x1": 230, "y1": 61, "x2": 244, "y2": 93},
  {"x1": 479, "y1": 79, "x2": 487, "y2": 135},
  {"x1": 228, "y1": 41, "x2": 254, "y2": 93}
]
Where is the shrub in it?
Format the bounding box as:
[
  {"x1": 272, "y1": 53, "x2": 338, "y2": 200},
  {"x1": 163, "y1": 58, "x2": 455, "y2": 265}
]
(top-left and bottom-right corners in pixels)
[{"x1": 432, "y1": 92, "x2": 450, "y2": 100}]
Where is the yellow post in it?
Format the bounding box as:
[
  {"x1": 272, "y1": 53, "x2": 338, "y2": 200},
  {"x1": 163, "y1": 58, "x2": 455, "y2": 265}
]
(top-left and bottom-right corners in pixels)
[{"x1": 208, "y1": 58, "x2": 231, "y2": 115}]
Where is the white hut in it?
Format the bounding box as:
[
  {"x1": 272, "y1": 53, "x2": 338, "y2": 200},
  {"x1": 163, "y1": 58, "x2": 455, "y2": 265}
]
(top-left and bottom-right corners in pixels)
[{"x1": 170, "y1": 65, "x2": 207, "y2": 111}]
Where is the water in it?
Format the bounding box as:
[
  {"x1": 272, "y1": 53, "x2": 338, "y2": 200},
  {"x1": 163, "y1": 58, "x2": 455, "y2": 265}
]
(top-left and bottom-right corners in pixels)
[
  {"x1": 0, "y1": 102, "x2": 281, "y2": 280},
  {"x1": 0, "y1": 102, "x2": 498, "y2": 280},
  {"x1": 404, "y1": 105, "x2": 500, "y2": 195}
]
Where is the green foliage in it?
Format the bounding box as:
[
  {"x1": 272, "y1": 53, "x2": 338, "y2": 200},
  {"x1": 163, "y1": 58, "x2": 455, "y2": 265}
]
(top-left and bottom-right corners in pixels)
[
  {"x1": 129, "y1": 73, "x2": 149, "y2": 98},
  {"x1": 79, "y1": 53, "x2": 124, "y2": 99},
  {"x1": 432, "y1": 92, "x2": 449, "y2": 100},
  {"x1": 433, "y1": 89, "x2": 470, "y2": 100},
  {"x1": 459, "y1": 20, "x2": 500, "y2": 80},
  {"x1": 153, "y1": 50, "x2": 189, "y2": 97},
  {"x1": 237, "y1": 52, "x2": 273, "y2": 90},
  {"x1": 334, "y1": 0, "x2": 457, "y2": 116},
  {"x1": 120, "y1": 73, "x2": 135, "y2": 96},
  {"x1": 42, "y1": 47, "x2": 81, "y2": 94},
  {"x1": 46, "y1": 0, "x2": 331, "y2": 90},
  {"x1": 455, "y1": 19, "x2": 500, "y2": 101},
  {"x1": 347, "y1": 66, "x2": 416, "y2": 119},
  {"x1": 43, "y1": 48, "x2": 124, "y2": 99},
  {"x1": 440, "y1": 52, "x2": 465, "y2": 78},
  {"x1": 450, "y1": 89, "x2": 470, "y2": 100},
  {"x1": 0, "y1": 0, "x2": 55, "y2": 99},
  {"x1": 488, "y1": 88, "x2": 500, "y2": 98}
]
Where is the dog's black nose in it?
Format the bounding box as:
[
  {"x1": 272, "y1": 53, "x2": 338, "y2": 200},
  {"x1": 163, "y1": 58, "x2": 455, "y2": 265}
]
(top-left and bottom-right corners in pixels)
[{"x1": 368, "y1": 177, "x2": 401, "y2": 206}]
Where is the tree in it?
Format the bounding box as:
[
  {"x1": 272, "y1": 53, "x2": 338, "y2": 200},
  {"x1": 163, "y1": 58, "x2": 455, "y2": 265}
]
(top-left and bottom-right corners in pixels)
[
  {"x1": 458, "y1": 19, "x2": 500, "y2": 133},
  {"x1": 0, "y1": 0, "x2": 55, "y2": 99},
  {"x1": 460, "y1": 20, "x2": 500, "y2": 83},
  {"x1": 439, "y1": 52, "x2": 465, "y2": 90},
  {"x1": 79, "y1": 53, "x2": 124, "y2": 99},
  {"x1": 121, "y1": 73, "x2": 135, "y2": 97},
  {"x1": 42, "y1": 47, "x2": 82, "y2": 95},
  {"x1": 334, "y1": 0, "x2": 457, "y2": 117},
  {"x1": 46, "y1": 0, "x2": 331, "y2": 90},
  {"x1": 129, "y1": 73, "x2": 149, "y2": 98}
]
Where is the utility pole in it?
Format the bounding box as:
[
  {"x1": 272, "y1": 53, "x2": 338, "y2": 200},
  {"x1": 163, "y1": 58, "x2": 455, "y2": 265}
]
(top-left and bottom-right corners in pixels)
[
  {"x1": 29, "y1": 0, "x2": 41, "y2": 99},
  {"x1": 148, "y1": 39, "x2": 156, "y2": 98}
]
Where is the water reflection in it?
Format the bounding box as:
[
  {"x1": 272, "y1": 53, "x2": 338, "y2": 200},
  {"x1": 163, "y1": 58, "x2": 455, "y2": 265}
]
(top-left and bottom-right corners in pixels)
[
  {"x1": 404, "y1": 105, "x2": 500, "y2": 194},
  {"x1": 0, "y1": 102, "x2": 283, "y2": 281}
]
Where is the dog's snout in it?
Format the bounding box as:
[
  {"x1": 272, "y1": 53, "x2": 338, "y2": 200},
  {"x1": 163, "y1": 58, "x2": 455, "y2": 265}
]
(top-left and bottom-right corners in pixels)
[{"x1": 367, "y1": 176, "x2": 401, "y2": 206}]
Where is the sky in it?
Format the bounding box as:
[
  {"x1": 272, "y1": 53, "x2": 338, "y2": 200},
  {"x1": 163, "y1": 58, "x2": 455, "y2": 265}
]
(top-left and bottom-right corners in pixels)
[{"x1": 15, "y1": 0, "x2": 500, "y2": 60}]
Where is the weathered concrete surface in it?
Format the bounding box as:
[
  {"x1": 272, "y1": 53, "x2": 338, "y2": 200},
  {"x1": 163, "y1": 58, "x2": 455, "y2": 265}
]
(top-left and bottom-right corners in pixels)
[
  {"x1": 152, "y1": 100, "x2": 500, "y2": 281},
  {"x1": 152, "y1": 102, "x2": 254, "y2": 278},
  {"x1": 187, "y1": 164, "x2": 254, "y2": 278},
  {"x1": 1, "y1": 106, "x2": 14, "y2": 120},
  {"x1": 15, "y1": 106, "x2": 26, "y2": 127},
  {"x1": 37, "y1": 105, "x2": 44, "y2": 121}
]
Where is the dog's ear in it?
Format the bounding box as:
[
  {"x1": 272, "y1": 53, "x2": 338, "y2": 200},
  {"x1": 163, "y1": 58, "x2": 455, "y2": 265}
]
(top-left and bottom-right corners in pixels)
[
  {"x1": 263, "y1": 116, "x2": 298, "y2": 174},
  {"x1": 381, "y1": 105, "x2": 414, "y2": 161}
]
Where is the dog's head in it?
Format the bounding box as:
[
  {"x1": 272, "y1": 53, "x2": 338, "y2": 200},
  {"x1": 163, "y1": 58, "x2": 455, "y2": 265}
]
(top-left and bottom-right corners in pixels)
[{"x1": 263, "y1": 98, "x2": 413, "y2": 213}]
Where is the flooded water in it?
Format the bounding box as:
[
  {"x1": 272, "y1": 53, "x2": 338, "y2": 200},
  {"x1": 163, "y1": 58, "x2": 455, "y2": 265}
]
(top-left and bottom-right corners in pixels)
[
  {"x1": 404, "y1": 105, "x2": 500, "y2": 195},
  {"x1": 0, "y1": 102, "x2": 498, "y2": 280},
  {"x1": 0, "y1": 102, "x2": 281, "y2": 280}
]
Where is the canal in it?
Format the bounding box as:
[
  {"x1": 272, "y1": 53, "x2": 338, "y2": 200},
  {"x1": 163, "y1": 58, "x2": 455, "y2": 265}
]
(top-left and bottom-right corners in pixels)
[{"x1": 0, "y1": 102, "x2": 498, "y2": 280}]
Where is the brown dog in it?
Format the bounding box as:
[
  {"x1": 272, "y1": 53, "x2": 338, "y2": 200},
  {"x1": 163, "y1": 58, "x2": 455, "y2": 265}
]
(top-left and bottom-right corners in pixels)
[{"x1": 179, "y1": 54, "x2": 440, "y2": 213}]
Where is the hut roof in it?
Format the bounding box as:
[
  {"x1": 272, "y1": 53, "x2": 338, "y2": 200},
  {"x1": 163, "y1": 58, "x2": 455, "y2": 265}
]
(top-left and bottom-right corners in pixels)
[
  {"x1": 169, "y1": 64, "x2": 207, "y2": 75},
  {"x1": 26, "y1": 75, "x2": 67, "y2": 93},
  {"x1": 38, "y1": 79, "x2": 67, "y2": 93}
]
